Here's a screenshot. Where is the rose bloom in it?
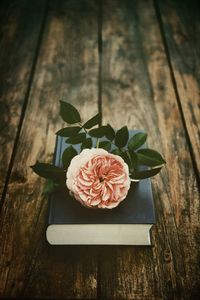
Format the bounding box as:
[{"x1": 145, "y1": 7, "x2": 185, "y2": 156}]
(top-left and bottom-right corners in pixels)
[{"x1": 66, "y1": 148, "x2": 131, "y2": 209}]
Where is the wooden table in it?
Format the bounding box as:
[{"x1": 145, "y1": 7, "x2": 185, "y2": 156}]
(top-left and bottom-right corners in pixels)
[{"x1": 0, "y1": 0, "x2": 199, "y2": 299}]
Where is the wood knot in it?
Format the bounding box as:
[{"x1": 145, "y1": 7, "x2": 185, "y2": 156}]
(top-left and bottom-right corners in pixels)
[
  {"x1": 164, "y1": 248, "x2": 172, "y2": 263},
  {"x1": 157, "y1": 82, "x2": 165, "y2": 91},
  {"x1": 10, "y1": 170, "x2": 27, "y2": 183},
  {"x1": 6, "y1": 260, "x2": 11, "y2": 267}
]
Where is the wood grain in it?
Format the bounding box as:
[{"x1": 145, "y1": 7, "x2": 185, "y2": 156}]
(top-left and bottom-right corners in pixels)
[
  {"x1": 101, "y1": 0, "x2": 200, "y2": 299},
  {"x1": 0, "y1": 0, "x2": 199, "y2": 299},
  {"x1": 0, "y1": 0, "x2": 46, "y2": 197},
  {"x1": 157, "y1": 0, "x2": 200, "y2": 177},
  {"x1": 0, "y1": 0, "x2": 99, "y2": 298}
]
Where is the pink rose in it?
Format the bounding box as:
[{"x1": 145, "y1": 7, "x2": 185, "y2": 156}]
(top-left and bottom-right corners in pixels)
[{"x1": 66, "y1": 148, "x2": 131, "y2": 209}]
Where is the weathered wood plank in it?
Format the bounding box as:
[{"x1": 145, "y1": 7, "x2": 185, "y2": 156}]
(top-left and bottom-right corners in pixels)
[
  {"x1": 0, "y1": 0, "x2": 46, "y2": 197},
  {"x1": 101, "y1": 0, "x2": 200, "y2": 299},
  {"x1": 0, "y1": 0, "x2": 99, "y2": 298},
  {"x1": 157, "y1": 0, "x2": 200, "y2": 178}
]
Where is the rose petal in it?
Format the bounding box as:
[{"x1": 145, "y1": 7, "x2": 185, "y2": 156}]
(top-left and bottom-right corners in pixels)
[{"x1": 66, "y1": 148, "x2": 131, "y2": 209}]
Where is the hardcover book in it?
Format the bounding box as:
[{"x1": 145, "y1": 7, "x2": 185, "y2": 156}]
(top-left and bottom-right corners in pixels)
[{"x1": 46, "y1": 131, "x2": 156, "y2": 245}]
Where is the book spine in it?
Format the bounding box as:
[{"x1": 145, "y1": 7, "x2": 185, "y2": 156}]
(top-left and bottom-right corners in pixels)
[
  {"x1": 47, "y1": 136, "x2": 62, "y2": 225},
  {"x1": 54, "y1": 135, "x2": 62, "y2": 167}
]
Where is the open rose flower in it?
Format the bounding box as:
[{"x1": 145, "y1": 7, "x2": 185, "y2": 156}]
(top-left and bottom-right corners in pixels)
[{"x1": 66, "y1": 148, "x2": 131, "y2": 209}]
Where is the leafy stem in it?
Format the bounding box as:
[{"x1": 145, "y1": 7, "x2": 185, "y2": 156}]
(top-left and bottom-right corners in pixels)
[
  {"x1": 31, "y1": 101, "x2": 166, "y2": 194},
  {"x1": 96, "y1": 138, "x2": 100, "y2": 148},
  {"x1": 78, "y1": 122, "x2": 88, "y2": 135},
  {"x1": 125, "y1": 149, "x2": 134, "y2": 172}
]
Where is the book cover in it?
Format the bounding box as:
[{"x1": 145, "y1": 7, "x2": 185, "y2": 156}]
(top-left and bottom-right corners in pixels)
[{"x1": 46, "y1": 131, "x2": 156, "y2": 245}]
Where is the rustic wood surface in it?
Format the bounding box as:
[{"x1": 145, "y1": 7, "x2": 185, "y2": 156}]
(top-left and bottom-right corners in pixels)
[
  {"x1": 0, "y1": 0, "x2": 199, "y2": 299},
  {"x1": 157, "y1": 0, "x2": 200, "y2": 182},
  {"x1": 101, "y1": 1, "x2": 200, "y2": 299},
  {"x1": 0, "y1": 0, "x2": 46, "y2": 198}
]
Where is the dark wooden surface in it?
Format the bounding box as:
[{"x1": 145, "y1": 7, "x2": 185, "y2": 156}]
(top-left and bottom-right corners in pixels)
[{"x1": 0, "y1": 0, "x2": 199, "y2": 299}]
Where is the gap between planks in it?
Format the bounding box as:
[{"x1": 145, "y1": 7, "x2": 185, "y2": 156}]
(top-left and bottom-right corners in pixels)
[
  {"x1": 98, "y1": 0, "x2": 103, "y2": 126},
  {"x1": 153, "y1": 0, "x2": 200, "y2": 188},
  {"x1": 0, "y1": 0, "x2": 49, "y2": 213}
]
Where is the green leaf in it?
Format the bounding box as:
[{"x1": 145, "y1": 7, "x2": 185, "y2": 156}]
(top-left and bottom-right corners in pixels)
[
  {"x1": 83, "y1": 113, "x2": 100, "y2": 129},
  {"x1": 128, "y1": 132, "x2": 147, "y2": 150},
  {"x1": 136, "y1": 149, "x2": 166, "y2": 167},
  {"x1": 99, "y1": 141, "x2": 111, "y2": 151},
  {"x1": 111, "y1": 148, "x2": 121, "y2": 155},
  {"x1": 62, "y1": 146, "x2": 77, "y2": 168},
  {"x1": 115, "y1": 126, "x2": 129, "y2": 148},
  {"x1": 119, "y1": 151, "x2": 132, "y2": 171},
  {"x1": 66, "y1": 132, "x2": 86, "y2": 144},
  {"x1": 130, "y1": 167, "x2": 162, "y2": 180},
  {"x1": 43, "y1": 179, "x2": 58, "y2": 197},
  {"x1": 128, "y1": 150, "x2": 139, "y2": 170},
  {"x1": 105, "y1": 124, "x2": 115, "y2": 141},
  {"x1": 60, "y1": 101, "x2": 81, "y2": 124},
  {"x1": 56, "y1": 126, "x2": 81, "y2": 137},
  {"x1": 89, "y1": 126, "x2": 107, "y2": 138},
  {"x1": 81, "y1": 138, "x2": 93, "y2": 150},
  {"x1": 31, "y1": 162, "x2": 65, "y2": 182}
]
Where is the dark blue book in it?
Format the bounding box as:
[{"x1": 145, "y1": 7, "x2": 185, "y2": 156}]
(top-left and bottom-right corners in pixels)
[{"x1": 46, "y1": 131, "x2": 156, "y2": 245}]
